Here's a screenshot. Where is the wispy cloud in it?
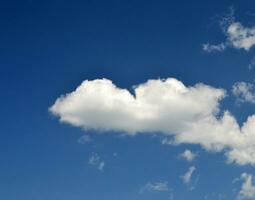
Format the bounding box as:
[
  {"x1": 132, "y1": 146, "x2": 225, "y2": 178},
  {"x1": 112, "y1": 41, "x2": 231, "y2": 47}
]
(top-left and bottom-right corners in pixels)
[
  {"x1": 88, "y1": 153, "x2": 105, "y2": 171},
  {"x1": 140, "y1": 181, "x2": 174, "y2": 199},
  {"x1": 232, "y1": 82, "x2": 255, "y2": 104},
  {"x1": 248, "y1": 57, "x2": 255, "y2": 70},
  {"x1": 181, "y1": 166, "x2": 196, "y2": 185},
  {"x1": 202, "y1": 43, "x2": 226, "y2": 53},
  {"x1": 141, "y1": 181, "x2": 169, "y2": 193},
  {"x1": 78, "y1": 135, "x2": 93, "y2": 144},
  {"x1": 203, "y1": 9, "x2": 255, "y2": 52},
  {"x1": 238, "y1": 173, "x2": 255, "y2": 199}
]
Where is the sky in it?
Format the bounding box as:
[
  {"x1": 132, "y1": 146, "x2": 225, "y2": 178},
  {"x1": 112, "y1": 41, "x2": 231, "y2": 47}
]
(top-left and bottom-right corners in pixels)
[{"x1": 2, "y1": 0, "x2": 255, "y2": 199}]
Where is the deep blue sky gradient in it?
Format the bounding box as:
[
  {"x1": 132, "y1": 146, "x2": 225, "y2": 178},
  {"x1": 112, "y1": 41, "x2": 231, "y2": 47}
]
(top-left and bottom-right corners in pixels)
[{"x1": 1, "y1": 0, "x2": 255, "y2": 199}]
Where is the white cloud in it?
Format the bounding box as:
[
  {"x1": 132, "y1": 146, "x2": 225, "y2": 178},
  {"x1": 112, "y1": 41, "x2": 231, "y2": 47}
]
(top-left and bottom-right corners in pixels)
[
  {"x1": 78, "y1": 135, "x2": 92, "y2": 144},
  {"x1": 232, "y1": 82, "x2": 255, "y2": 104},
  {"x1": 202, "y1": 43, "x2": 226, "y2": 53},
  {"x1": 161, "y1": 137, "x2": 175, "y2": 145},
  {"x1": 203, "y1": 16, "x2": 255, "y2": 52},
  {"x1": 181, "y1": 166, "x2": 196, "y2": 184},
  {"x1": 238, "y1": 173, "x2": 255, "y2": 199},
  {"x1": 50, "y1": 78, "x2": 225, "y2": 133},
  {"x1": 180, "y1": 149, "x2": 197, "y2": 162},
  {"x1": 50, "y1": 78, "x2": 255, "y2": 166},
  {"x1": 227, "y1": 22, "x2": 255, "y2": 51},
  {"x1": 248, "y1": 57, "x2": 255, "y2": 70},
  {"x1": 88, "y1": 153, "x2": 105, "y2": 171},
  {"x1": 140, "y1": 181, "x2": 174, "y2": 199},
  {"x1": 141, "y1": 181, "x2": 169, "y2": 192}
]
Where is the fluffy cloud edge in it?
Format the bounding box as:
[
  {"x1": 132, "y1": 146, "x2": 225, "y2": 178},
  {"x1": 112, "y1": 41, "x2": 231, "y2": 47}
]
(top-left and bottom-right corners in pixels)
[
  {"x1": 232, "y1": 81, "x2": 255, "y2": 104},
  {"x1": 238, "y1": 173, "x2": 255, "y2": 200},
  {"x1": 50, "y1": 78, "x2": 255, "y2": 166},
  {"x1": 203, "y1": 11, "x2": 255, "y2": 52},
  {"x1": 180, "y1": 149, "x2": 197, "y2": 162},
  {"x1": 181, "y1": 166, "x2": 196, "y2": 184}
]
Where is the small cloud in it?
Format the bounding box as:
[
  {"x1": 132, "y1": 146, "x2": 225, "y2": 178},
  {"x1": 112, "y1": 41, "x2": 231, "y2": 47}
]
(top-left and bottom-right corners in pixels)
[
  {"x1": 237, "y1": 173, "x2": 255, "y2": 199},
  {"x1": 140, "y1": 181, "x2": 169, "y2": 193},
  {"x1": 161, "y1": 137, "x2": 176, "y2": 145},
  {"x1": 219, "y1": 6, "x2": 235, "y2": 31},
  {"x1": 140, "y1": 181, "x2": 174, "y2": 199},
  {"x1": 88, "y1": 153, "x2": 105, "y2": 171},
  {"x1": 203, "y1": 8, "x2": 255, "y2": 52},
  {"x1": 227, "y1": 22, "x2": 255, "y2": 51},
  {"x1": 180, "y1": 149, "x2": 197, "y2": 162},
  {"x1": 181, "y1": 166, "x2": 196, "y2": 185},
  {"x1": 232, "y1": 82, "x2": 255, "y2": 104},
  {"x1": 78, "y1": 135, "x2": 93, "y2": 144},
  {"x1": 202, "y1": 43, "x2": 226, "y2": 53},
  {"x1": 248, "y1": 57, "x2": 255, "y2": 70}
]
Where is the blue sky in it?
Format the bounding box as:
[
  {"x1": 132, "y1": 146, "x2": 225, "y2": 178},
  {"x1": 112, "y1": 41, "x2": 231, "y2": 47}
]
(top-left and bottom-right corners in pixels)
[{"x1": 2, "y1": 0, "x2": 255, "y2": 199}]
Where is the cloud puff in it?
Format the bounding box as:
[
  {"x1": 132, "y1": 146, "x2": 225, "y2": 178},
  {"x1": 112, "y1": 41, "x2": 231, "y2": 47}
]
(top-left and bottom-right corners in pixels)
[
  {"x1": 50, "y1": 78, "x2": 255, "y2": 166},
  {"x1": 238, "y1": 173, "x2": 255, "y2": 199},
  {"x1": 227, "y1": 22, "x2": 255, "y2": 51},
  {"x1": 248, "y1": 57, "x2": 255, "y2": 70},
  {"x1": 232, "y1": 82, "x2": 255, "y2": 104},
  {"x1": 180, "y1": 149, "x2": 197, "y2": 162},
  {"x1": 181, "y1": 166, "x2": 196, "y2": 184},
  {"x1": 88, "y1": 153, "x2": 105, "y2": 171},
  {"x1": 202, "y1": 43, "x2": 226, "y2": 53},
  {"x1": 203, "y1": 18, "x2": 255, "y2": 52},
  {"x1": 140, "y1": 181, "x2": 174, "y2": 199},
  {"x1": 78, "y1": 135, "x2": 93, "y2": 144},
  {"x1": 141, "y1": 181, "x2": 169, "y2": 192}
]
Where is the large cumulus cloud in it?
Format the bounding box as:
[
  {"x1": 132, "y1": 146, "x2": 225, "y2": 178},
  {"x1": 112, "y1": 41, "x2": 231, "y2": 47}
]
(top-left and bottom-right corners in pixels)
[{"x1": 50, "y1": 78, "x2": 255, "y2": 166}]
